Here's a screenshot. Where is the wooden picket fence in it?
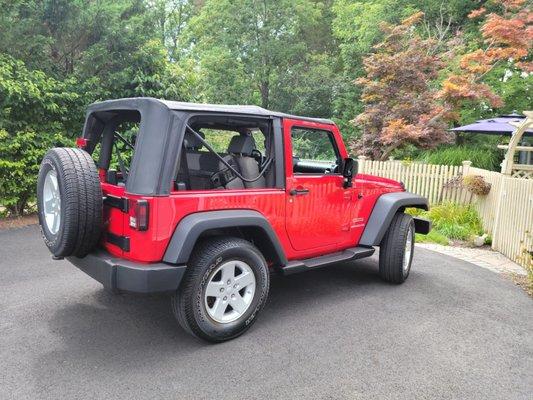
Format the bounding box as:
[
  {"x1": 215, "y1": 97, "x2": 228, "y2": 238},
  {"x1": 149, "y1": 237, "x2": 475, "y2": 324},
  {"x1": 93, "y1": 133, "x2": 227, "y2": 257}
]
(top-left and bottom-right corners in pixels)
[{"x1": 357, "y1": 157, "x2": 533, "y2": 272}]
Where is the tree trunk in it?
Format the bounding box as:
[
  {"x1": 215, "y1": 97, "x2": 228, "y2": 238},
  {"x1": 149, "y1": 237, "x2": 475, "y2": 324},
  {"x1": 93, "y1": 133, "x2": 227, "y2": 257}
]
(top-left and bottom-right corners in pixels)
[
  {"x1": 260, "y1": 81, "x2": 269, "y2": 109},
  {"x1": 18, "y1": 198, "x2": 27, "y2": 217},
  {"x1": 455, "y1": 132, "x2": 465, "y2": 145},
  {"x1": 379, "y1": 142, "x2": 401, "y2": 161}
]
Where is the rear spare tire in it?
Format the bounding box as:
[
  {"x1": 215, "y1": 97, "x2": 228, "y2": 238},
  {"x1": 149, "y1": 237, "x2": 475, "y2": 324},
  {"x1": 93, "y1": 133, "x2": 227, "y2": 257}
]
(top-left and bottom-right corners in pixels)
[{"x1": 37, "y1": 147, "x2": 103, "y2": 258}]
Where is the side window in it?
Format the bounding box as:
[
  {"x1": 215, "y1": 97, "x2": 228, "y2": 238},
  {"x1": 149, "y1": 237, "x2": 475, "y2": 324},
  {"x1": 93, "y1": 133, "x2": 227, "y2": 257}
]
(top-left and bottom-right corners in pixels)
[
  {"x1": 201, "y1": 128, "x2": 266, "y2": 154},
  {"x1": 202, "y1": 129, "x2": 236, "y2": 153},
  {"x1": 291, "y1": 127, "x2": 340, "y2": 174},
  {"x1": 250, "y1": 129, "x2": 266, "y2": 153},
  {"x1": 175, "y1": 116, "x2": 275, "y2": 191}
]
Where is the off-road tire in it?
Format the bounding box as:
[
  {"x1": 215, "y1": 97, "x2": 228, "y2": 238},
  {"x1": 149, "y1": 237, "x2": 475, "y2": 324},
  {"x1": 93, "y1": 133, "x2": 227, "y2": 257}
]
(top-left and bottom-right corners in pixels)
[
  {"x1": 378, "y1": 212, "x2": 415, "y2": 284},
  {"x1": 37, "y1": 147, "x2": 103, "y2": 258},
  {"x1": 171, "y1": 237, "x2": 269, "y2": 342}
]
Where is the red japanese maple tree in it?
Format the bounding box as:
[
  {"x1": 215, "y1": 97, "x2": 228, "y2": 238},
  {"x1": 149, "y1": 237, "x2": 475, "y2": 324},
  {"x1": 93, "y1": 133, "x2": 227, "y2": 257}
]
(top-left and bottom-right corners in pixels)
[
  {"x1": 352, "y1": 12, "x2": 453, "y2": 160},
  {"x1": 440, "y1": 0, "x2": 532, "y2": 116},
  {"x1": 353, "y1": 2, "x2": 531, "y2": 160}
]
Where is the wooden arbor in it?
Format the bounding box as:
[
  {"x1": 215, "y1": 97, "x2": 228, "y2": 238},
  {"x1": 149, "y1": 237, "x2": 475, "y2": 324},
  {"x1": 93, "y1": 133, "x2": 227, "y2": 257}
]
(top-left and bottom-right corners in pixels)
[{"x1": 498, "y1": 111, "x2": 533, "y2": 179}]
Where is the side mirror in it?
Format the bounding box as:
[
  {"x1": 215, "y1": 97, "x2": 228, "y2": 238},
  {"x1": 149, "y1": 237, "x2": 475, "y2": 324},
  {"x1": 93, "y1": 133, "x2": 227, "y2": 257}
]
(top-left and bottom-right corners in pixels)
[{"x1": 342, "y1": 157, "x2": 357, "y2": 188}]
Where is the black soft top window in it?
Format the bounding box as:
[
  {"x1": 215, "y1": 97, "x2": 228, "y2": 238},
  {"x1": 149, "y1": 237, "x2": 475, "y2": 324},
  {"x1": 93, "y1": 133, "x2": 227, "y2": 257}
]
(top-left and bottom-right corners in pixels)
[{"x1": 84, "y1": 110, "x2": 141, "y2": 185}]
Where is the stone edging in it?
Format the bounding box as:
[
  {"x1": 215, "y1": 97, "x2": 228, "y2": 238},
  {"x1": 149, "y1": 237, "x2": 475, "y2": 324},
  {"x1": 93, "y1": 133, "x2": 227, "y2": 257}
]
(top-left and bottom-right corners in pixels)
[{"x1": 416, "y1": 243, "x2": 526, "y2": 276}]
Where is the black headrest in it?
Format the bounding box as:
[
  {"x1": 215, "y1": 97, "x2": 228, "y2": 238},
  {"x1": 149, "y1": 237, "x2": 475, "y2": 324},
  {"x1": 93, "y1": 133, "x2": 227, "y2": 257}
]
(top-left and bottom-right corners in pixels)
[
  {"x1": 227, "y1": 135, "x2": 256, "y2": 156},
  {"x1": 184, "y1": 130, "x2": 205, "y2": 150}
]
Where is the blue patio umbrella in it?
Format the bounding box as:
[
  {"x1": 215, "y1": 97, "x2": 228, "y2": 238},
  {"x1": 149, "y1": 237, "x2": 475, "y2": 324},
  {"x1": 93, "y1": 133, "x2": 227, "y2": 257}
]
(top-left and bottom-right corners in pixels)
[
  {"x1": 450, "y1": 113, "x2": 533, "y2": 137},
  {"x1": 450, "y1": 113, "x2": 533, "y2": 166}
]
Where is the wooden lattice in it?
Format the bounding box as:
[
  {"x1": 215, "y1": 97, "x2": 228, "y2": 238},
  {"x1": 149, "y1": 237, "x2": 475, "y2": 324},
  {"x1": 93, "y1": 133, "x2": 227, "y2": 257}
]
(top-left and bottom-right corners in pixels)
[{"x1": 512, "y1": 169, "x2": 533, "y2": 179}]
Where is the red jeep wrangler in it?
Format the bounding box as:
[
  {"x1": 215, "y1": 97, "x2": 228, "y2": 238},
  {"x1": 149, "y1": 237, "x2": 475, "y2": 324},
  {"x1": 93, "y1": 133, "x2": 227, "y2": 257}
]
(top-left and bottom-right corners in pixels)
[{"x1": 37, "y1": 98, "x2": 430, "y2": 342}]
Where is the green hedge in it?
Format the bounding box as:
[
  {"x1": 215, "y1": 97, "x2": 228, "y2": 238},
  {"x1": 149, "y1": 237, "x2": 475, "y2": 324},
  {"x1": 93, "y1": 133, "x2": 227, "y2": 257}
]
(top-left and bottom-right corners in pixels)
[
  {"x1": 417, "y1": 145, "x2": 501, "y2": 171},
  {"x1": 408, "y1": 202, "x2": 484, "y2": 244},
  {"x1": 0, "y1": 130, "x2": 72, "y2": 216}
]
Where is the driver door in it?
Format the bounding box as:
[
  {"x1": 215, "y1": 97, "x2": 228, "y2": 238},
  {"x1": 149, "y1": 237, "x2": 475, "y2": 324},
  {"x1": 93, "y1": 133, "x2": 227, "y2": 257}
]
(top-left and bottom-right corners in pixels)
[{"x1": 284, "y1": 119, "x2": 352, "y2": 253}]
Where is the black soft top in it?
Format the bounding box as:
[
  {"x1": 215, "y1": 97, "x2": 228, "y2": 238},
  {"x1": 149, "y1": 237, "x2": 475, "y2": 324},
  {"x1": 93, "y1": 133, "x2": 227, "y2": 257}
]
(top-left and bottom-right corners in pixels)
[{"x1": 86, "y1": 97, "x2": 335, "y2": 125}]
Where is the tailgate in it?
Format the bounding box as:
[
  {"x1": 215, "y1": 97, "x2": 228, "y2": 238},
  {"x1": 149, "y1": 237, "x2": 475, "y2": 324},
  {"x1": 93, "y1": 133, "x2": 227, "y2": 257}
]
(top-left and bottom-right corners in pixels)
[{"x1": 101, "y1": 182, "x2": 127, "y2": 257}]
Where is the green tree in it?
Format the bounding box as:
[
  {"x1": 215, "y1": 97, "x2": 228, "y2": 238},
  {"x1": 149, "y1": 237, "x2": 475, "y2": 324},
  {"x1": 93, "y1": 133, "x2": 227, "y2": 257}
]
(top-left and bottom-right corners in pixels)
[
  {"x1": 186, "y1": 0, "x2": 331, "y2": 112},
  {"x1": 147, "y1": 0, "x2": 196, "y2": 61},
  {"x1": 0, "y1": 53, "x2": 80, "y2": 133}
]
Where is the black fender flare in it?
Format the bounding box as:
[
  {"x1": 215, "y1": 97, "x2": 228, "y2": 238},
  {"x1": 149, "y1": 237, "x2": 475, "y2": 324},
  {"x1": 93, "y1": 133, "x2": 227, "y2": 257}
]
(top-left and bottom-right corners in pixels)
[
  {"x1": 359, "y1": 192, "x2": 429, "y2": 246},
  {"x1": 162, "y1": 210, "x2": 287, "y2": 266}
]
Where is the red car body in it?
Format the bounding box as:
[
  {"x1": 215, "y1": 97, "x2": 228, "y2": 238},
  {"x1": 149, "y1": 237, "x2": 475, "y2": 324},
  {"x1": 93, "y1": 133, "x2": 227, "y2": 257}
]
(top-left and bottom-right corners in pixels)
[
  {"x1": 99, "y1": 117, "x2": 403, "y2": 264},
  {"x1": 42, "y1": 97, "x2": 430, "y2": 301}
]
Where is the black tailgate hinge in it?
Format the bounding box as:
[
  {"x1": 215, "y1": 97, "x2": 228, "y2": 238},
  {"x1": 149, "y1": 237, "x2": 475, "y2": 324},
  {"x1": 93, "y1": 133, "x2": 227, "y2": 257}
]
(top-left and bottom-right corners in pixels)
[
  {"x1": 103, "y1": 195, "x2": 129, "y2": 213},
  {"x1": 106, "y1": 232, "x2": 130, "y2": 252}
]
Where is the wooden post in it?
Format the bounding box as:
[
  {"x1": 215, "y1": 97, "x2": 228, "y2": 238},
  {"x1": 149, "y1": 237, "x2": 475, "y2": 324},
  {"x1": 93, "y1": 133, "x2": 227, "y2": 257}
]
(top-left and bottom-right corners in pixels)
[
  {"x1": 491, "y1": 174, "x2": 506, "y2": 251},
  {"x1": 462, "y1": 160, "x2": 472, "y2": 175},
  {"x1": 357, "y1": 155, "x2": 366, "y2": 174}
]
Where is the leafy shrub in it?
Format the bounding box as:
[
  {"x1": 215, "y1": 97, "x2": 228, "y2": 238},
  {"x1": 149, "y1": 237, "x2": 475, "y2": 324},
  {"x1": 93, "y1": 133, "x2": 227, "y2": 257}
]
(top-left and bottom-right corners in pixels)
[
  {"x1": 0, "y1": 130, "x2": 72, "y2": 216},
  {"x1": 417, "y1": 145, "x2": 501, "y2": 171},
  {"x1": 407, "y1": 202, "x2": 484, "y2": 243},
  {"x1": 462, "y1": 175, "x2": 491, "y2": 196},
  {"x1": 426, "y1": 202, "x2": 483, "y2": 241},
  {"x1": 0, "y1": 54, "x2": 81, "y2": 217}
]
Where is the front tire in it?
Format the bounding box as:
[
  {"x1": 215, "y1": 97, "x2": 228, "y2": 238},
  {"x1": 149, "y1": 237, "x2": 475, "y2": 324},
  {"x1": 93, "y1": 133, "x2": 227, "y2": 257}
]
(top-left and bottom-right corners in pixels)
[
  {"x1": 171, "y1": 237, "x2": 269, "y2": 342},
  {"x1": 378, "y1": 212, "x2": 415, "y2": 284}
]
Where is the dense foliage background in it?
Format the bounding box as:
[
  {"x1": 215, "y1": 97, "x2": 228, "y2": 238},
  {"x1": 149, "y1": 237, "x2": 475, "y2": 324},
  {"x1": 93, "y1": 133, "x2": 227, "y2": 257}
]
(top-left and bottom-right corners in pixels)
[{"x1": 0, "y1": 0, "x2": 531, "y2": 215}]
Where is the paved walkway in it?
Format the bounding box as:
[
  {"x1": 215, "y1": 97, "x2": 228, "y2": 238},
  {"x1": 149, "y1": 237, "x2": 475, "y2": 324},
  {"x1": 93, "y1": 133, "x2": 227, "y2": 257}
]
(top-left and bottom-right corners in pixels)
[{"x1": 417, "y1": 243, "x2": 526, "y2": 276}]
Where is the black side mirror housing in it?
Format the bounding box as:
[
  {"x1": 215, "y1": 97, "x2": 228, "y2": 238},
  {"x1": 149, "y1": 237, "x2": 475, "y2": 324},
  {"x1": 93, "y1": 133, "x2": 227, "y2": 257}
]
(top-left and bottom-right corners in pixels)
[{"x1": 342, "y1": 157, "x2": 357, "y2": 188}]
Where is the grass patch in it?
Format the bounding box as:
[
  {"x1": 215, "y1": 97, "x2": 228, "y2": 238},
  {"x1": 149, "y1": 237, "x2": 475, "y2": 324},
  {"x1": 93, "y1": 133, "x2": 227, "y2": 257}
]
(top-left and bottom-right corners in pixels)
[
  {"x1": 415, "y1": 230, "x2": 450, "y2": 245},
  {"x1": 407, "y1": 202, "x2": 484, "y2": 245}
]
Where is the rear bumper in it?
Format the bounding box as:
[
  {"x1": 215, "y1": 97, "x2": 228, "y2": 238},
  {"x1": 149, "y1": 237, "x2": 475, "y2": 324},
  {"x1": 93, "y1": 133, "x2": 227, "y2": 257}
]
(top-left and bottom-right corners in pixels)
[
  {"x1": 413, "y1": 217, "x2": 431, "y2": 234},
  {"x1": 66, "y1": 250, "x2": 186, "y2": 294}
]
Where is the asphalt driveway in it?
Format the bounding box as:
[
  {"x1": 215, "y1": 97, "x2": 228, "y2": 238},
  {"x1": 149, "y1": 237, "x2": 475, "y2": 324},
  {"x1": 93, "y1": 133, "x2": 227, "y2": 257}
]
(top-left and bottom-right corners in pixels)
[{"x1": 1, "y1": 225, "x2": 532, "y2": 400}]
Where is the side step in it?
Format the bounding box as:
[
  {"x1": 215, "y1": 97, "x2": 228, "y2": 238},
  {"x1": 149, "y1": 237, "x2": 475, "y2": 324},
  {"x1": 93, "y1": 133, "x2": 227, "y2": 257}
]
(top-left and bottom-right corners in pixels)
[{"x1": 282, "y1": 246, "x2": 375, "y2": 275}]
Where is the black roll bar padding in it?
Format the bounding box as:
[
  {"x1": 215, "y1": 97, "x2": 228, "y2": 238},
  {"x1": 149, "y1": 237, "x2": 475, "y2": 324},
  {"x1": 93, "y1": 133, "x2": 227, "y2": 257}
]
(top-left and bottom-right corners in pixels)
[
  {"x1": 185, "y1": 124, "x2": 273, "y2": 183},
  {"x1": 99, "y1": 121, "x2": 116, "y2": 170}
]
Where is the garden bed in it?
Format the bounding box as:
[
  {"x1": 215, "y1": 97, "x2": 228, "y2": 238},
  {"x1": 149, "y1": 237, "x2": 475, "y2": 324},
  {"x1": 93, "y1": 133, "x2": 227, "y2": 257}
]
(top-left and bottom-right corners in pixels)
[{"x1": 0, "y1": 214, "x2": 38, "y2": 231}]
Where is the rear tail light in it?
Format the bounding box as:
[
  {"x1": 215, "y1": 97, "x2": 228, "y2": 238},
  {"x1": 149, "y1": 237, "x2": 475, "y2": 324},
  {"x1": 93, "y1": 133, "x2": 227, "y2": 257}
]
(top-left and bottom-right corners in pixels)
[
  {"x1": 76, "y1": 137, "x2": 89, "y2": 149},
  {"x1": 129, "y1": 199, "x2": 149, "y2": 231}
]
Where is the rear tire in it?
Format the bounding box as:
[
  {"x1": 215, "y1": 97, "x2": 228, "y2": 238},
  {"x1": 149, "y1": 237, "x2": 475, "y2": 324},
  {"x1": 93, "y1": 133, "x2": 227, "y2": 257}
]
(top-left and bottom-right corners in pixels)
[
  {"x1": 378, "y1": 212, "x2": 415, "y2": 284},
  {"x1": 37, "y1": 147, "x2": 102, "y2": 258},
  {"x1": 171, "y1": 237, "x2": 269, "y2": 342}
]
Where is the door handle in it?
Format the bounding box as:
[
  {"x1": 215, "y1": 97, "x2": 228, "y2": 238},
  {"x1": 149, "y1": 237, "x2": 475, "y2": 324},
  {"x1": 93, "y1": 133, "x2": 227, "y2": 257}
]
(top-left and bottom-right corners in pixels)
[{"x1": 289, "y1": 188, "x2": 310, "y2": 196}]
